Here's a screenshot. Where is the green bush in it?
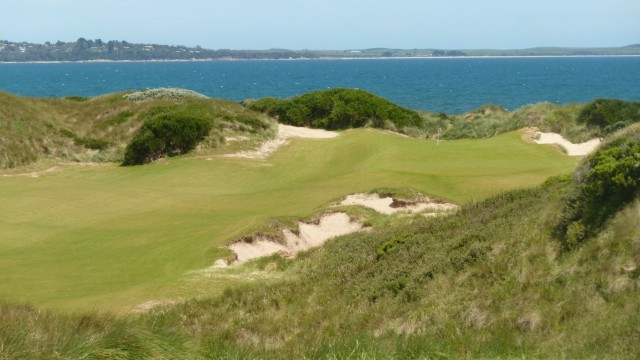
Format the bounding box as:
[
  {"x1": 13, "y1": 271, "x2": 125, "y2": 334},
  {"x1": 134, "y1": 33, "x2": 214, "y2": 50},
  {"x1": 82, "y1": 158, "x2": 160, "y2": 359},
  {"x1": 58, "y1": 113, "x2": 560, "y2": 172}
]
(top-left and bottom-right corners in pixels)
[
  {"x1": 122, "y1": 107, "x2": 211, "y2": 165},
  {"x1": 555, "y1": 125, "x2": 640, "y2": 248},
  {"x1": 578, "y1": 99, "x2": 640, "y2": 134},
  {"x1": 248, "y1": 88, "x2": 422, "y2": 130}
]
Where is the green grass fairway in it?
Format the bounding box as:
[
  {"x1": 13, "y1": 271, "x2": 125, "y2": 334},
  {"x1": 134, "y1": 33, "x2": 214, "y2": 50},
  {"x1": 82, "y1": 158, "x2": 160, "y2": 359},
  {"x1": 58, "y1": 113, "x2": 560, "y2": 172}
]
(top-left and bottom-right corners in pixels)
[{"x1": 0, "y1": 129, "x2": 578, "y2": 311}]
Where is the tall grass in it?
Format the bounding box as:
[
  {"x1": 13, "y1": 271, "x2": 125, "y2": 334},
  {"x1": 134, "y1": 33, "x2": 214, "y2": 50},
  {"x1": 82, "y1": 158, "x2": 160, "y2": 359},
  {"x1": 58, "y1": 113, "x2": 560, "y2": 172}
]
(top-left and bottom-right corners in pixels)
[{"x1": 0, "y1": 91, "x2": 275, "y2": 169}]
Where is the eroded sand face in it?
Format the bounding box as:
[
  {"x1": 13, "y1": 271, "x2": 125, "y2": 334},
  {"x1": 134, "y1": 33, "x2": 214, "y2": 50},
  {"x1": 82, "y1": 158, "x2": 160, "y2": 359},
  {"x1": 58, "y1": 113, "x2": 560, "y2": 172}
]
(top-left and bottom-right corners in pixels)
[
  {"x1": 532, "y1": 131, "x2": 601, "y2": 156},
  {"x1": 340, "y1": 193, "x2": 459, "y2": 215},
  {"x1": 224, "y1": 124, "x2": 339, "y2": 159},
  {"x1": 278, "y1": 124, "x2": 340, "y2": 139},
  {"x1": 228, "y1": 212, "x2": 362, "y2": 263}
]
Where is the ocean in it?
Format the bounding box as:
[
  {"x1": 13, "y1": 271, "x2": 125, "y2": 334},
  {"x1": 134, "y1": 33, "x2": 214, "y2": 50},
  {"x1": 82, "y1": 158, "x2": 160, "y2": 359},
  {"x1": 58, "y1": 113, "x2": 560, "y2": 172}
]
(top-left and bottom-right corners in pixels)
[{"x1": 1, "y1": 57, "x2": 639, "y2": 113}]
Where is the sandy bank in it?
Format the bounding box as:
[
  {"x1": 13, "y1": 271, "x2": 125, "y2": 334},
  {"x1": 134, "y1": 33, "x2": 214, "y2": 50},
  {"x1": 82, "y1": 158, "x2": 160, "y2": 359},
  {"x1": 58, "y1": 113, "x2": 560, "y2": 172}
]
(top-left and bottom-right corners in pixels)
[
  {"x1": 532, "y1": 131, "x2": 601, "y2": 156},
  {"x1": 228, "y1": 212, "x2": 362, "y2": 263},
  {"x1": 224, "y1": 124, "x2": 339, "y2": 159},
  {"x1": 339, "y1": 193, "x2": 459, "y2": 215}
]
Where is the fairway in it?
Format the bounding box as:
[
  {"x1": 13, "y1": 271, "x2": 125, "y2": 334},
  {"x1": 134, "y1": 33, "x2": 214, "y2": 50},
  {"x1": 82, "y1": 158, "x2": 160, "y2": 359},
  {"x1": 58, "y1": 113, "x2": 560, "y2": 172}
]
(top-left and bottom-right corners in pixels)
[{"x1": 0, "y1": 129, "x2": 578, "y2": 311}]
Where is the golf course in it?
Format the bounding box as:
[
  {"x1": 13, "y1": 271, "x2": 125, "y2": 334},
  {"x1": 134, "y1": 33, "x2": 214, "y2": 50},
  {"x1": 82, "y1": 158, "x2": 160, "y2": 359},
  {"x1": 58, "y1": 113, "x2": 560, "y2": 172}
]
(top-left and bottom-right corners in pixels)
[
  {"x1": 0, "y1": 118, "x2": 577, "y2": 311},
  {"x1": 1, "y1": 89, "x2": 638, "y2": 359}
]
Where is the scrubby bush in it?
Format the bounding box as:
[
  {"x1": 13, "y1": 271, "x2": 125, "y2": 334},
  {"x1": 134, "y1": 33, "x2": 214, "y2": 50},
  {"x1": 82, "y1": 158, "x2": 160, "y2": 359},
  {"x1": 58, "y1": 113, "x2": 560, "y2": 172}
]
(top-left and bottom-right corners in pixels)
[
  {"x1": 555, "y1": 124, "x2": 640, "y2": 248},
  {"x1": 123, "y1": 88, "x2": 208, "y2": 101},
  {"x1": 248, "y1": 88, "x2": 422, "y2": 130},
  {"x1": 122, "y1": 106, "x2": 212, "y2": 165},
  {"x1": 578, "y1": 98, "x2": 640, "y2": 135}
]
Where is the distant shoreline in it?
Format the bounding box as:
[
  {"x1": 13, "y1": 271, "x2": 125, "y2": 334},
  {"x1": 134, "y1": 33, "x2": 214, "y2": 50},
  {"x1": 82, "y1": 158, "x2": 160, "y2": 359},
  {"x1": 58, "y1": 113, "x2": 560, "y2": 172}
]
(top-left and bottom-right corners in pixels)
[{"x1": 2, "y1": 54, "x2": 640, "y2": 64}]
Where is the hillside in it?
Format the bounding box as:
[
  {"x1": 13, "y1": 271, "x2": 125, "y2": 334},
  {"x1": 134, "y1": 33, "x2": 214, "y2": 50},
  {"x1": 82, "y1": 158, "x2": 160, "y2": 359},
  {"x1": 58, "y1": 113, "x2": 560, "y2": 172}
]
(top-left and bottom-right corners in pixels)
[
  {"x1": 1, "y1": 90, "x2": 638, "y2": 358},
  {"x1": 2, "y1": 89, "x2": 637, "y2": 170},
  {"x1": 1, "y1": 126, "x2": 638, "y2": 358},
  {"x1": 0, "y1": 89, "x2": 275, "y2": 169}
]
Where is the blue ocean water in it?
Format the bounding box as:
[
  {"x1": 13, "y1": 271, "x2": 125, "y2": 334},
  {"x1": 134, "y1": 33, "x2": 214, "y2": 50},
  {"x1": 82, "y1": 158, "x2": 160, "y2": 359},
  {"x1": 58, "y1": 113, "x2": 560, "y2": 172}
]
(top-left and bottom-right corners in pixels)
[{"x1": 0, "y1": 57, "x2": 639, "y2": 113}]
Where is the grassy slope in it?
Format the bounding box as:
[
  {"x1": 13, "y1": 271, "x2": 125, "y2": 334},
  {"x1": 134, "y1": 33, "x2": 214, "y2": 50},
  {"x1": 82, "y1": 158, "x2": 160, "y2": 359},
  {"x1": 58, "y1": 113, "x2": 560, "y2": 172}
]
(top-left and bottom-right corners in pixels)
[
  {"x1": 0, "y1": 91, "x2": 274, "y2": 168},
  {"x1": 144, "y1": 180, "x2": 639, "y2": 359},
  {"x1": 2, "y1": 179, "x2": 638, "y2": 359},
  {"x1": 0, "y1": 129, "x2": 577, "y2": 311}
]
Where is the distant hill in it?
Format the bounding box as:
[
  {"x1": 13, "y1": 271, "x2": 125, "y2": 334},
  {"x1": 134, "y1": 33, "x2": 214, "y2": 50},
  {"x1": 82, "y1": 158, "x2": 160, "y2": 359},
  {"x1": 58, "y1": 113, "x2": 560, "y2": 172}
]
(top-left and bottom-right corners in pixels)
[{"x1": 1, "y1": 38, "x2": 639, "y2": 62}]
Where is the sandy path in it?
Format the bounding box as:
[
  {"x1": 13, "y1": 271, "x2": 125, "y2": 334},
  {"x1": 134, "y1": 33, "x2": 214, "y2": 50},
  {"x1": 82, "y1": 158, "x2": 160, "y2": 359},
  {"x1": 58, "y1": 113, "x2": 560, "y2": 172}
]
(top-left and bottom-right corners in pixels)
[{"x1": 224, "y1": 124, "x2": 339, "y2": 159}]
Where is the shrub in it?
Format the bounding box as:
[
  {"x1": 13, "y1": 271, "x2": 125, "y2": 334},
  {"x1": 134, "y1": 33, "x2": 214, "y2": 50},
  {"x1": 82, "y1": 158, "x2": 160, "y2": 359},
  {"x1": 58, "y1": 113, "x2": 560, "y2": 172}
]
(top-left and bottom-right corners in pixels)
[
  {"x1": 123, "y1": 88, "x2": 208, "y2": 101},
  {"x1": 122, "y1": 107, "x2": 211, "y2": 165},
  {"x1": 554, "y1": 125, "x2": 640, "y2": 248},
  {"x1": 248, "y1": 88, "x2": 422, "y2": 130},
  {"x1": 578, "y1": 99, "x2": 640, "y2": 134}
]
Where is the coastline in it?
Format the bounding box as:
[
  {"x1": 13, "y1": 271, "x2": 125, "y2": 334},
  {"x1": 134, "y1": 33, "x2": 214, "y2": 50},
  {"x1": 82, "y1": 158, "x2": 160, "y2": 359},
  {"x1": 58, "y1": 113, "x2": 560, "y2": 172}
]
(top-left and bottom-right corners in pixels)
[{"x1": 2, "y1": 54, "x2": 640, "y2": 65}]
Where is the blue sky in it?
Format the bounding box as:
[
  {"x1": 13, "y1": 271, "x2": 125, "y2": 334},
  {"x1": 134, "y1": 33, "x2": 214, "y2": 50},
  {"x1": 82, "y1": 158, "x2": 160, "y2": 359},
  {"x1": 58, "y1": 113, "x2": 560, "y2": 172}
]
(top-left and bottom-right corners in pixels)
[{"x1": 1, "y1": 0, "x2": 638, "y2": 49}]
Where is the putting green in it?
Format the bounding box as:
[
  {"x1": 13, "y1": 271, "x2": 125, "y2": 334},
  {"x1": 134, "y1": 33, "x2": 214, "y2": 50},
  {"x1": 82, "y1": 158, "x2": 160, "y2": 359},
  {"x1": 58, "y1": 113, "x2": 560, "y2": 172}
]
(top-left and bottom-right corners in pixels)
[{"x1": 0, "y1": 129, "x2": 577, "y2": 311}]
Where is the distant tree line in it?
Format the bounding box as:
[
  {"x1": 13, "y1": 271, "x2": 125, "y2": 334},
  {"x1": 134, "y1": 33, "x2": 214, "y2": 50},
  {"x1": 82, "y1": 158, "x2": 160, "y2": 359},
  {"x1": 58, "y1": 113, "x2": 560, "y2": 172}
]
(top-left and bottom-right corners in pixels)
[
  {"x1": 431, "y1": 50, "x2": 466, "y2": 57},
  {"x1": 2, "y1": 39, "x2": 638, "y2": 62},
  {"x1": 0, "y1": 38, "x2": 320, "y2": 62}
]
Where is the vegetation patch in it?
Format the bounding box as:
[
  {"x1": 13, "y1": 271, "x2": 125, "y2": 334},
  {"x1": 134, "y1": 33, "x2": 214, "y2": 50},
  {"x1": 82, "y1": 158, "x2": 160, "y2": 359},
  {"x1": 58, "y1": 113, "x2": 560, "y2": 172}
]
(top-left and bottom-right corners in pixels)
[
  {"x1": 578, "y1": 98, "x2": 640, "y2": 135},
  {"x1": 122, "y1": 105, "x2": 212, "y2": 165},
  {"x1": 555, "y1": 124, "x2": 640, "y2": 248},
  {"x1": 248, "y1": 88, "x2": 422, "y2": 130},
  {"x1": 59, "y1": 128, "x2": 110, "y2": 150},
  {"x1": 63, "y1": 95, "x2": 89, "y2": 102},
  {"x1": 123, "y1": 88, "x2": 208, "y2": 101}
]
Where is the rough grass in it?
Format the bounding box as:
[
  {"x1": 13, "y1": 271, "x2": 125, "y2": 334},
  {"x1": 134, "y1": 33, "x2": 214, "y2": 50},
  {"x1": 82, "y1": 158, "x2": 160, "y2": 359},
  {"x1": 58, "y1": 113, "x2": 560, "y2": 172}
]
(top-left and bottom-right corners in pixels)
[{"x1": 0, "y1": 90, "x2": 275, "y2": 168}]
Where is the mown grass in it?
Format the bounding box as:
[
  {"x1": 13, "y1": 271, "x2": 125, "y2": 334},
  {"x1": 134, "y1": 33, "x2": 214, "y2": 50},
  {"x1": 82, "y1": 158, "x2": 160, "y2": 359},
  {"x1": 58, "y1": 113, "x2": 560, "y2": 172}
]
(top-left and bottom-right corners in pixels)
[{"x1": 0, "y1": 128, "x2": 577, "y2": 312}]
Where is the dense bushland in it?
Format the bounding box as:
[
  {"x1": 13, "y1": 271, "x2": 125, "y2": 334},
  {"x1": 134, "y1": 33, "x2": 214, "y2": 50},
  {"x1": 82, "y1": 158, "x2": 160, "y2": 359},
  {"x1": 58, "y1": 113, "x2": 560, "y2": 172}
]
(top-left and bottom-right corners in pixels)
[
  {"x1": 578, "y1": 98, "x2": 640, "y2": 134},
  {"x1": 248, "y1": 88, "x2": 423, "y2": 131},
  {"x1": 555, "y1": 124, "x2": 640, "y2": 248},
  {"x1": 122, "y1": 105, "x2": 212, "y2": 165}
]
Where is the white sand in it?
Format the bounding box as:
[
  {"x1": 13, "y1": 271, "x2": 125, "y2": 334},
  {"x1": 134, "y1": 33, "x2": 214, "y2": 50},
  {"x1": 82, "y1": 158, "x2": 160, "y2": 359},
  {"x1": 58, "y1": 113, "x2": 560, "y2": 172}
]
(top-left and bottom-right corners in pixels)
[
  {"x1": 340, "y1": 193, "x2": 458, "y2": 214},
  {"x1": 223, "y1": 124, "x2": 339, "y2": 159},
  {"x1": 533, "y1": 132, "x2": 601, "y2": 156},
  {"x1": 228, "y1": 212, "x2": 362, "y2": 263},
  {"x1": 278, "y1": 124, "x2": 340, "y2": 139},
  {"x1": 223, "y1": 139, "x2": 287, "y2": 159}
]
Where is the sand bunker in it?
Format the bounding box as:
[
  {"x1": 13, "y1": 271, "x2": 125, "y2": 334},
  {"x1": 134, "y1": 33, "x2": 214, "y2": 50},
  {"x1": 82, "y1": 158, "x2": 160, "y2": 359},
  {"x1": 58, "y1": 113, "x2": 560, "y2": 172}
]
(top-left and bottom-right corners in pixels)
[
  {"x1": 339, "y1": 193, "x2": 458, "y2": 215},
  {"x1": 532, "y1": 131, "x2": 600, "y2": 156},
  {"x1": 223, "y1": 139, "x2": 287, "y2": 159},
  {"x1": 278, "y1": 124, "x2": 340, "y2": 139},
  {"x1": 228, "y1": 212, "x2": 362, "y2": 263},
  {"x1": 224, "y1": 124, "x2": 339, "y2": 159}
]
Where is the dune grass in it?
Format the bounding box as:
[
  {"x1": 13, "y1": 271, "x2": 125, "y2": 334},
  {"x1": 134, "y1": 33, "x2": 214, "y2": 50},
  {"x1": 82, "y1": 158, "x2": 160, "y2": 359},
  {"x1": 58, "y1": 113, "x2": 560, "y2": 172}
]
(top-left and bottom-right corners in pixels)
[
  {"x1": 0, "y1": 128, "x2": 577, "y2": 312},
  {"x1": 0, "y1": 90, "x2": 275, "y2": 168}
]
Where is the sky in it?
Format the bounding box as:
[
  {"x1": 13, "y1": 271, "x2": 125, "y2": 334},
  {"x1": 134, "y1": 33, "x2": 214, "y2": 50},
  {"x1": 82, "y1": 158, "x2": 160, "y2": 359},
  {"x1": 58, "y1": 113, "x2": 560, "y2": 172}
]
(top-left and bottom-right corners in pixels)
[{"x1": 1, "y1": 0, "x2": 639, "y2": 50}]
